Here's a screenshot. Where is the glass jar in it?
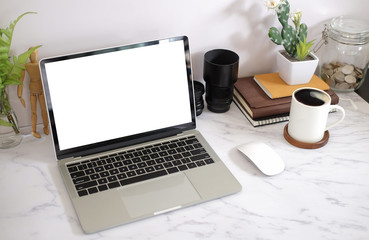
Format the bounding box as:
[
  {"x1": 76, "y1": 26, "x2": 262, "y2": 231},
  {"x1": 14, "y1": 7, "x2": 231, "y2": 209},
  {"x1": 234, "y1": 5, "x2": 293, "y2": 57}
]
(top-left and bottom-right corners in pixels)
[
  {"x1": 317, "y1": 16, "x2": 369, "y2": 92},
  {"x1": 0, "y1": 88, "x2": 22, "y2": 149}
]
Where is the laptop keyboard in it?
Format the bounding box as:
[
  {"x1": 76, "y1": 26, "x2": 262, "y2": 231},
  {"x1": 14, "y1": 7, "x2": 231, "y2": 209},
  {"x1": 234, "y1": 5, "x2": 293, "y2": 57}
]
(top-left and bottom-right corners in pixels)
[{"x1": 67, "y1": 136, "x2": 215, "y2": 197}]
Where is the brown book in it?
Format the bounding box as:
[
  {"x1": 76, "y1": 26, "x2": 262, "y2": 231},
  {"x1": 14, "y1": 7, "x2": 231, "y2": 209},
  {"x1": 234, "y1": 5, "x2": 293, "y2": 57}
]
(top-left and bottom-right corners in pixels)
[{"x1": 234, "y1": 76, "x2": 339, "y2": 119}]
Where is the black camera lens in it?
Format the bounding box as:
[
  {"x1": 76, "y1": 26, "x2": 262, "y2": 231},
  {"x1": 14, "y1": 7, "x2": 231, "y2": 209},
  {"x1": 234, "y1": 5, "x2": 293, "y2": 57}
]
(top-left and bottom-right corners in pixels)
[
  {"x1": 203, "y1": 49, "x2": 239, "y2": 113},
  {"x1": 194, "y1": 81, "x2": 205, "y2": 116}
]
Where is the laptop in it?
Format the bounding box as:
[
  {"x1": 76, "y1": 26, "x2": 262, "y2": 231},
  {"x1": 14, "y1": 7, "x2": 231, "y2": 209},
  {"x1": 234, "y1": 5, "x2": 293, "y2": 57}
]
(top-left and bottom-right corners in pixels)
[{"x1": 40, "y1": 36, "x2": 241, "y2": 233}]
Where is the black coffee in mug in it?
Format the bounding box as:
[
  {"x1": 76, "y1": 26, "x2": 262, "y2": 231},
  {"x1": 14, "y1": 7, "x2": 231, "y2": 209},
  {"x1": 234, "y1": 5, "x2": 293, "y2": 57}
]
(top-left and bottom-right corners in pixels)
[{"x1": 294, "y1": 89, "x2": 329, "y2": 106}]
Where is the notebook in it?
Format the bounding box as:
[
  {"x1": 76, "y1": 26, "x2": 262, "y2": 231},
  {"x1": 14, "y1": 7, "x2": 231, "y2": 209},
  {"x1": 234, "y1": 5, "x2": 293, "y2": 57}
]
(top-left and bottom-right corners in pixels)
[{"x1": 40, "y1": 36, "x2": 241, "y2": 233}]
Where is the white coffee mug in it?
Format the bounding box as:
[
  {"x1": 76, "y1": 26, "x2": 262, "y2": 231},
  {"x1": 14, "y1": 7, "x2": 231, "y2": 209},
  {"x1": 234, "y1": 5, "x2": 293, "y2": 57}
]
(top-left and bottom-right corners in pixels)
[{"x1": 288, "y1": 87, "x2": 345, "y2": 143}]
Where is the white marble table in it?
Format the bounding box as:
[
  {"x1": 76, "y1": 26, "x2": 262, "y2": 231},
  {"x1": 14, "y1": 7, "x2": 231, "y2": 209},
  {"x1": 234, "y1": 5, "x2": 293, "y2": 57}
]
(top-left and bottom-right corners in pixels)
[{"x1": 1, "y1": 92, "x2": 369, "y2": 240}]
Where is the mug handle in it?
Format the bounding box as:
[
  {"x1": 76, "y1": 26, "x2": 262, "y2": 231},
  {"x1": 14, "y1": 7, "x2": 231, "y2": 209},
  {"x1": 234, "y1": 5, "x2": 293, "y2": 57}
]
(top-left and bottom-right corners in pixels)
[{"x1": 325, "y1": 105, "x2": 345, "y2": 131}]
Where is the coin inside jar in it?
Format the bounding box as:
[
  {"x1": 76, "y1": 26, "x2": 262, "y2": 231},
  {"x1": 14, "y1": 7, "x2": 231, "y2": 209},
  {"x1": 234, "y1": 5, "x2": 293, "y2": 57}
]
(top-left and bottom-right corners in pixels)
[
  {"x1": 321, "y1": 61, "x2": 363, "y2": 90},
  {"x1": 341, "y1": 64, "x2": 354, "y2": 75},
  {"x1": 344, "y1": 75, "x2": 356, "y2": 84}
]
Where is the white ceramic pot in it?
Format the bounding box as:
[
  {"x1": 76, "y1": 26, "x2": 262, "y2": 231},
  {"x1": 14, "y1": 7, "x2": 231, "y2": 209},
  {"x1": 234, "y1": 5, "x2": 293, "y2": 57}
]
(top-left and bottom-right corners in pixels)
[{"x1": 277, "y1": 50, "x2": 319, "y2": 85}]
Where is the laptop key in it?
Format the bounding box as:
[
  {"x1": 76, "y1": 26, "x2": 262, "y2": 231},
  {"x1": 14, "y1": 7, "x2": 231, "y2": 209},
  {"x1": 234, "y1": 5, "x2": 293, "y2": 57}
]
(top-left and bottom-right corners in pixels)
[
  {"x1": 123, "y1": 160, "x2": 132, "y2": 165},
  {"x1": 88, "y1": 187, "x2": 98, "y2": 194},
  {"x1": 141, "y1": 155, "x2": 150, "y2": 161},
  {"x1": 128, "y1": 164, "x2": 138, "y2": 170},
  {"x1": 167, "y1": 167, "x2": 179, "y2": 174},
  {"x1": 145, "y1": 166, "x2": 155, "y2": 172},
  {"x1": 127, "y1": 171, "x2": 136, "y2": 177},
  {"x1": 147, "y1": 160, "x2": 156, "y2": 166},
  {"x1": 95, "y1": 166, "x2": 104, "y2": 172},
  {"x1": 78, "y1": 164, "x2": 88, "y2": 170},
  {"x1": 172, "y1": 160, "x2": 182, "y2": 166},
  {"x1": 124, "y1": 153, "x2": 134, "y2": 159},
  {"x1": 90, "y1": 174, "x2": 100, "y2": 180},
  {"x1": 168, "y1": 143, "x2": 177, "y2": 148},
  {"x1": 109, "y1": 169, "x2": 119, "y2": 175},
  {"x1": 193, "y1": 143, "x2": 203, "y2": 149},
  {"x1": 70, "y1": 171, "x2": 85, "y2": 178},
  {"x1": 136, "y1": 169, "x2": 145, "y2": 175},
  {"x1": 78, "y1": 190, "x2": 88, "y2": 197},
  {"x1": 100, "y1": 171, "x2": 109, "y2": 177},
  {"x1": 190, "y1": 148, "x2": 207, "y2": 156},
  {"x1": 117, "y1": 173, "x2": 127, "y2": 179},
  {"x1": 196, "y1": 160, "x2": 206, "y2": 167},
  {"x1": 187, "y1": 163, "x2": 197, "y2": 169},
  {"x1": 182, "y1": 152, "x2": 191, "y2": 158},
  {"x1": 156, "y1": 158, "x2": 165, "y2": 164},
  {"x1": 178, "y1": 165, "x2": 188, "y2": 171},
  {"x1": 108, "y1": 181, "x2": 120, "y2": 189},
  {"x1": 98, "y1": 185, "x2": 108, "y2": 192},
  {"x1": 142, "y1": 149, "x2": 151, "y2": 155},
  {"x1": 163, "y1": 162, "x2": 173, "y2": 168},
  {"x1": 105, "y1": 164, "x2": 114, "y2": 170},
  {"x1": 132, "y1": 157, "x2": 141, "y2": 163},
  {"x1": 205, "y1": 158, "x2": 215, "y2": 164},
  {"x1": 137, "y1": 162, "x2": 147, "y2": 168},
  {"x1": 181, "y1": 158, "x2": 190, "y2": 164},
  {"x1": 73, "y1": 176, "x2": 90, "y2": 184},
  {"x1": 168, "y1": 149, "x2": 176, "y2": 154},
  {"x1": 190, "y1": 153, "x2": 210, "y2": 162},
  {"x1": 97, "y1": 160, "x2": 106, "y2": 166},
  {"x1": 113, "y1": 162, "x2": 123, "y2": 167},
  {"x1": 154, "y1": 164, "x2": 164, "y2": 170},
  {"x1": 160, "y1": 145, "x2": 169, "y2": 150},
  {"x1": 164, "y1": 156, "x2": 174, "y2": 161},
  {"x1": 151, "y1": 147, "x2": 160, "y2": 152},
  {"x1": 118, "y1": 166, "x2": 128, "y2": 172},
  {"x1": 85, "y1": 169, "x2": 95, "y2": 175},
  {"x1": 76, "y1": 180, "x2": 98, "y2": 191},
  {"x1": 98, "y1": 178, "x2": 107, "y2": 184},
  {"x1": 150, "y1": 153, "x2": 159, "y2": 159},
  {"x1": 133, "y1": 151, "x2": 143, "y2": 157},
  {"x1": 185, "y1": 138, "x2": 199, "y2": 144},
  {"x1": 68, "y1": 166, "x2": 78, "y2": 173},
  {"x1": 120, "y1": 170, "x2": 167, "y2": 186},
  {"x1": 107, "y1": 176, "x2": 117, "y2": 182}
]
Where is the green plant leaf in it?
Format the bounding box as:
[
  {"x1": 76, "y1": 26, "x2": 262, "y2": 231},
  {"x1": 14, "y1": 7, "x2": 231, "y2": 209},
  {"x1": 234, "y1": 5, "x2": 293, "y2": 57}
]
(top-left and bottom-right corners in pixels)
[
  {"x1": 0, "y1": 10, "x2": 40, "y2": 114},
  {"x1": 0, "y1": 118, "x2": 14, "y2": 127},
  {"x1": 5, "y1": 45, "x2": 41, "y2": 86},
  {"x1": 296, "y1": 36, "x2": 315, "y2": 61},
  {"x1": 0, "y1": 12, "x2": 36, "y2": 49}
]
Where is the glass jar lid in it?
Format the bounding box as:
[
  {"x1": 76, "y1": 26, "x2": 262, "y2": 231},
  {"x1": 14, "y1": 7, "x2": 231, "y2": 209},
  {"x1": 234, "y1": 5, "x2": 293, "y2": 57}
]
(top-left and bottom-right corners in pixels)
[{"x1": 329, "y1": 16, "x2": 369, "y2": 45}]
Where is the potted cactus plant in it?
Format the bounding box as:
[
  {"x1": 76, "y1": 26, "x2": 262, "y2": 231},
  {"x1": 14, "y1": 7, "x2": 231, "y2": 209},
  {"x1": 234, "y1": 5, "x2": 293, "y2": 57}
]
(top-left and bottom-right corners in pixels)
[{"x1": 265, "y1": 0, "x2": 318, "y2": 85}]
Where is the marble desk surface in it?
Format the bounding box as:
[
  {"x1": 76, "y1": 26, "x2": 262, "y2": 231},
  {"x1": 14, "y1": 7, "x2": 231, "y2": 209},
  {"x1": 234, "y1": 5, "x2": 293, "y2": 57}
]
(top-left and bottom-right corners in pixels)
[{"x1": 1, "y1": 92, "x2": 369, "y2": 240}]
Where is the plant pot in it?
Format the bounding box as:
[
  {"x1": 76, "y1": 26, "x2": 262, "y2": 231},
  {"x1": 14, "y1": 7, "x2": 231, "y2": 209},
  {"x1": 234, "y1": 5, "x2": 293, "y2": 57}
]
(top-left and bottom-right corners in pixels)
[
  {"x1": 0, "y1": 89, "x2": 22, "y2": 149},
  {"x1": 277, "y1": 50, "x2": 319, "y2": 85}
]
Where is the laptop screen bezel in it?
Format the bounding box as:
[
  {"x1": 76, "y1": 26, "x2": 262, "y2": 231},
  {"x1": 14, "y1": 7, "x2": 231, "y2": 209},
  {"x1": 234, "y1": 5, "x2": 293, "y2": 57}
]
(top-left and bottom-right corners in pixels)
[{"x1": 40, "y1": 36, "x2": 196, "y2": 160}]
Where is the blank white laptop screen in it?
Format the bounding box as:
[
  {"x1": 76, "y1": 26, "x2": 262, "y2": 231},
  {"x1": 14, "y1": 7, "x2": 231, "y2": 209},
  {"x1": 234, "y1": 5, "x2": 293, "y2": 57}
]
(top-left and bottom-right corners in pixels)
[{"x1": 43, "y1": 39, "x2": 192, "y2": 151}]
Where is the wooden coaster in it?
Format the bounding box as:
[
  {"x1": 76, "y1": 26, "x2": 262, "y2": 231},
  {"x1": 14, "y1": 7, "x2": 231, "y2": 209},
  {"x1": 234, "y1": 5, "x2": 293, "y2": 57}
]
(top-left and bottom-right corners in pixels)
[{"x1": 283, "y1": 124, "x2": 329, "y2": 149}]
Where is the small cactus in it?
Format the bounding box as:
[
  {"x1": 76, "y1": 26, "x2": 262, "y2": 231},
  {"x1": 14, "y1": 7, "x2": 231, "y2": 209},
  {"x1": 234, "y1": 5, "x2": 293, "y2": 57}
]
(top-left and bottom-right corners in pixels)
[{"x1": 267, "y1": 0, "x2": 308, "y2": 59}]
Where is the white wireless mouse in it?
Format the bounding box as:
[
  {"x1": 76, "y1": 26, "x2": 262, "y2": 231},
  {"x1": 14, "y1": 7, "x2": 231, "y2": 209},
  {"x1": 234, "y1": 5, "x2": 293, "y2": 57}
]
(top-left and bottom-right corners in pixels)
[{"x1": 237, "y1": 142, "x2": 285, "y2": 176}]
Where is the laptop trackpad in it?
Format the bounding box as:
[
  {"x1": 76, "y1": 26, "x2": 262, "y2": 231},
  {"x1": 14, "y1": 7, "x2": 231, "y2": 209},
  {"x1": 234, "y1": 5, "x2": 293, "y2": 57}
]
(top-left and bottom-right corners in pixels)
[{"x1": 120, "y1": 173, "x2": 201, "y2": 218}]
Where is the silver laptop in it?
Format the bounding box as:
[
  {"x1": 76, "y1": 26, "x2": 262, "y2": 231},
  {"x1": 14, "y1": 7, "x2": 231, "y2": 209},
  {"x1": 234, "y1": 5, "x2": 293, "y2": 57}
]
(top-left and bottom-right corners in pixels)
[{"x1": 40, "y1": 36, "x2": 241, "y2": 233}]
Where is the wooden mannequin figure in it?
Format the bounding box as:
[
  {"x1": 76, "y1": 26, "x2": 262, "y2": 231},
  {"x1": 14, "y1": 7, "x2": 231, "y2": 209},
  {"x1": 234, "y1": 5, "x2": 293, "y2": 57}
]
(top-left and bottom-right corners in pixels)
[{"x1": 18, "y1": 47, "x2": 49, "y2": 138}]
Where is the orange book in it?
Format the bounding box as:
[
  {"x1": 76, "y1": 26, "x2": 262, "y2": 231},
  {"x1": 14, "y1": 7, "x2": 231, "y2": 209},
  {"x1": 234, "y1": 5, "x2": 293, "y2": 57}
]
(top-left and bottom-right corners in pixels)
[{"x1": 254, "y1": 73, "x2": 330, "y2": 99}]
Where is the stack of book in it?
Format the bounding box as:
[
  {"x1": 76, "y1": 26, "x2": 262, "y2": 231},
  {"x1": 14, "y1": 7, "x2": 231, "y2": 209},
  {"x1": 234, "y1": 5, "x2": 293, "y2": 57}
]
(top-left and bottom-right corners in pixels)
[{"x1": 233, "y1": 73, "x2": 339, "y2": 127}]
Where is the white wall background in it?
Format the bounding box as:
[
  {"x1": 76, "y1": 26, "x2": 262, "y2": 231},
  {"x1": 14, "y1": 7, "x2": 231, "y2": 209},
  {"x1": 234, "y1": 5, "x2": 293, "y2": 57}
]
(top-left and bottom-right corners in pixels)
[{"x1": 2, "y1": 0, "x2": 369, "y2": 128}]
